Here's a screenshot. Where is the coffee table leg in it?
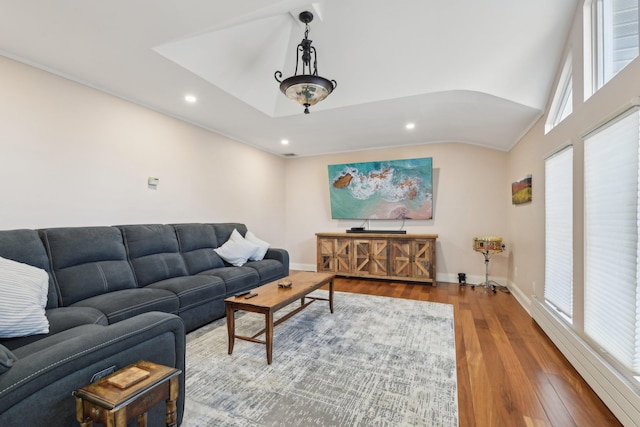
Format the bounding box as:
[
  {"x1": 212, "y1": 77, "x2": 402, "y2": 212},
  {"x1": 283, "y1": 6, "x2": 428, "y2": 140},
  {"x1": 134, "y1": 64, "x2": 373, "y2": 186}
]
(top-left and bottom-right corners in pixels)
[
  {"x1": 266, "y1": 310, "x2": 274, "y2": 364},
  {"x1": 329, "y1": 278, "x2": 334, "y2": 313},
  {"x1": 226, "y1": 304, "x2": 235, "y2": 355}
]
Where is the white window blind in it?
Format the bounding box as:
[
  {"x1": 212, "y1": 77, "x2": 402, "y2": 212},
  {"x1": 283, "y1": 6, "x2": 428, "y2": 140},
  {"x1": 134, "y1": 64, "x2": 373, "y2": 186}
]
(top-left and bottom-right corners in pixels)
[
  {"x1": 544, "y1": 146, "x2": 574, "y2": 320},
  {"x1": 584, "y1": 108, "x2": 640, "y2": 374}
]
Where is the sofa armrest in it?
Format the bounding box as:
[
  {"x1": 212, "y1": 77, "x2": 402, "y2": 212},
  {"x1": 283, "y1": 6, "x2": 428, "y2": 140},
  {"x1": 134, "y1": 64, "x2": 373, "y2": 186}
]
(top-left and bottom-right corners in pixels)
[
  {"x1": 0, "y1": 312, "x2": 185, "y2": 426},
  {"x1": 265, "y1": 248, "x2": 289, "y2": 276}
]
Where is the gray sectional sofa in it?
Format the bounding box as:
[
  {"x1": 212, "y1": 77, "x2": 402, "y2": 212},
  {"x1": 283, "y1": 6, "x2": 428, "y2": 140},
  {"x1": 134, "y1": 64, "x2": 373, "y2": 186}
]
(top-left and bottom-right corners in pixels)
[{"x1": 0, "y1": 223, "x2": 289, "y2": 426}]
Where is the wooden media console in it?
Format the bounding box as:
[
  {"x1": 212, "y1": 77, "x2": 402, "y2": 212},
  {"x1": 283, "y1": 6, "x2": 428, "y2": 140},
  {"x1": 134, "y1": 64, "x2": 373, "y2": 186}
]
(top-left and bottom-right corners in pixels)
[{"x1": 316, "y1": 232, "x2": 438, "y2": 285}]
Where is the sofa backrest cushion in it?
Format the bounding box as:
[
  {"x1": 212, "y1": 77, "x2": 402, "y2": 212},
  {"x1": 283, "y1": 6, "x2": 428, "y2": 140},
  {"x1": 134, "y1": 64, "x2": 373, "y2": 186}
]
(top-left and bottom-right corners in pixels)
[
  {"x1": 174, "y1": 223, "x2": 218, "y2": 251},
  {"x1": 0, "y1": 229, "x2": 59, "y2": 308},
  {"x1": 39, "y1": 227, "x2": 136, "y2": 306},
  {"x1": 174, "y1": 224, "x2": 225, "y2": 274},
  {"x1": 211, "y1": 223, "x2": 248, "y2": 246},
  {"x1": 119, "y1": 225, "x2": 187, "y2": 287}
]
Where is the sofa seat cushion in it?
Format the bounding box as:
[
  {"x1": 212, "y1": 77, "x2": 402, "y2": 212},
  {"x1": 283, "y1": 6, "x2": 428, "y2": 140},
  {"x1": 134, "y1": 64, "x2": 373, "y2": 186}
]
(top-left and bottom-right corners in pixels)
[
  {"x1": 71, "y1": 288, "x2": 179, "y2": 324},
  {"x1": 10, "y1": 323, "x2": 108, "y2": 359},
  {"x1": 197, "y1": 266, "x2": 259, "y2": 295},
  {"x1": 0, "y1": 307, "x2": 108, "y2": 351},
  {"x1": 147, "y1": 275, "x2": 226, "y2": 313},
  {"x1": 245, "y1": 259, "x2": 285, "y2": 284}
]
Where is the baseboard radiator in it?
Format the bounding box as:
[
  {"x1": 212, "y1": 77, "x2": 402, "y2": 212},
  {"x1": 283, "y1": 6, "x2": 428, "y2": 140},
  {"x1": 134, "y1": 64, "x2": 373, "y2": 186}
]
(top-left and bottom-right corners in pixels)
[{"x1": 531, "y1": 296, "x2": 640, "y2": 427}]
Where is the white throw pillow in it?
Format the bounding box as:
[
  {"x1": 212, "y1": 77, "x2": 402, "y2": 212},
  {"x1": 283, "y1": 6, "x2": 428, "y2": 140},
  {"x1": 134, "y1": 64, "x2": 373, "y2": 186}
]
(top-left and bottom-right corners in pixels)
[
  {"x1": 0, "y1": 256, "x2": 50, "y2": 338},
  {"x1": 244, "y1": 231, "x2": 270, "y2": 261},
  {"x1": 214, "y1": 229, "x2": 260, "y2": 267}
]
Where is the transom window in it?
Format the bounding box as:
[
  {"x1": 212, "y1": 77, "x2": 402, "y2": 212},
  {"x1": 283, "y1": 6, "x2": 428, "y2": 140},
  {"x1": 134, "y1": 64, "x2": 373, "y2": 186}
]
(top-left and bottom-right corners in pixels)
[
  {"x1": 586, "y1": 0, "x2": 639, "y2": 97},
  {"x1": 545, "y1": 53, "x2": 573, "y2": 133}
]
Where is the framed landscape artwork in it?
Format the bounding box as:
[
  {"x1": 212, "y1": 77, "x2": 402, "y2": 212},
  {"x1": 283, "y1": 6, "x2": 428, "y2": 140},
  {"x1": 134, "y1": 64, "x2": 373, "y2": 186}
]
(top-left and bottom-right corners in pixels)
[
  {"x1": 327, "y1": 157, "x2": 433, "y2": 220},
  {"x1": 512, "y1": 175, "x2": 532, "y2": 205}
]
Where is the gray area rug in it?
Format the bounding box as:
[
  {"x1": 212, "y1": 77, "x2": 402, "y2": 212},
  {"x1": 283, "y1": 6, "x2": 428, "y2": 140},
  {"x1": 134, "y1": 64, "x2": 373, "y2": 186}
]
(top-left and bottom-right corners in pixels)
[{"x1": 182, "y1": 290, "x2": 458, "y2": 427}]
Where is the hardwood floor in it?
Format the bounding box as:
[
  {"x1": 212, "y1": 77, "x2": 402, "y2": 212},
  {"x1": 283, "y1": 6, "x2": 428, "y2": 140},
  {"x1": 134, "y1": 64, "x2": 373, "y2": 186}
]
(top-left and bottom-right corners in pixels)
[{"x1": 329, "y1": 277, "x2": 622, "y2": 427}]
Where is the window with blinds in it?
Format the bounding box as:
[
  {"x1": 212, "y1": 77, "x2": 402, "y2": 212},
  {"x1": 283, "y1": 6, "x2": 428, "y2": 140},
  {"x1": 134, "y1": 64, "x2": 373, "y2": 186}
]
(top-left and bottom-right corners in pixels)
[
  {"x1": 590, "y1": 0, "x2": 640, "y2": 93},
  {"x1": 584, "y1": 108, "x2": 640, "y2": 375},
  {"x1": 544, "y1": 146, "x2": 574, "y2": 320}
]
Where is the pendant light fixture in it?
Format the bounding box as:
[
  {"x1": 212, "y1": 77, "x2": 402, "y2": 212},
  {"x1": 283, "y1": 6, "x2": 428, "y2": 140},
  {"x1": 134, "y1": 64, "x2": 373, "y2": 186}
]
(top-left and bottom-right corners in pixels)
[{"x1": 275, "y1": 11, "x2": 337, "y2": 114}]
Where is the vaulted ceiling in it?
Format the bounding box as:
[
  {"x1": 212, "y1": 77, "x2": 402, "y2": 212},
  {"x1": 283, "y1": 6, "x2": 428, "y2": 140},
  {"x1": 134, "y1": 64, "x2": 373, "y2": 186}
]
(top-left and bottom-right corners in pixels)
[{"x1": 0, "y1": 0, "x2": 578, "y2": 156}]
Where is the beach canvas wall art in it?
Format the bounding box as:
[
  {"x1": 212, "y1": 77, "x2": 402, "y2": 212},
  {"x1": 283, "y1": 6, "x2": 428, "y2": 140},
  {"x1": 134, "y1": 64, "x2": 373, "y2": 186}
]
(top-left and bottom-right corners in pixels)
[{"x1": 328, "y1": 157, "x2": 433, "y2": 220}]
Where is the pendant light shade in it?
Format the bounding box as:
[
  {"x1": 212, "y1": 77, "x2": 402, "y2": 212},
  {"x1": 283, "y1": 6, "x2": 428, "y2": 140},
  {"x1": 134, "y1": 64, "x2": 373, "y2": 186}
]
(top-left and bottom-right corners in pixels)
[{"x1": 275, "y1": 11, "x2": 336, "y2": 114}]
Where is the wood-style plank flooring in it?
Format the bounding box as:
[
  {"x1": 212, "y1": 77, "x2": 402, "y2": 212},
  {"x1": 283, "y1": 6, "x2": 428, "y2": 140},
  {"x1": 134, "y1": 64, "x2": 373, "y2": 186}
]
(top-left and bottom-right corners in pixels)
[{"x1": 329, "y1": 277, "x2": 622, "y2": 427}]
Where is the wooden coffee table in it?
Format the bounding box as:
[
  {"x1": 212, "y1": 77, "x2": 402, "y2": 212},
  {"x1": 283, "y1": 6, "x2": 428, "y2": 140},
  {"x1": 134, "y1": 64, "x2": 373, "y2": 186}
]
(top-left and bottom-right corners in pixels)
[{"x1": 225, "y1": 271, "x2": 335, "y2": 364}]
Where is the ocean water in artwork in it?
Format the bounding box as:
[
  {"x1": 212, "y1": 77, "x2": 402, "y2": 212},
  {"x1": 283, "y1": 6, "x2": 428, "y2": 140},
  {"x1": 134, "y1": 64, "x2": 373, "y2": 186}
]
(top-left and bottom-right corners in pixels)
[{"x1": 328, "y1": 157, "x2": 433, "y2": 220}]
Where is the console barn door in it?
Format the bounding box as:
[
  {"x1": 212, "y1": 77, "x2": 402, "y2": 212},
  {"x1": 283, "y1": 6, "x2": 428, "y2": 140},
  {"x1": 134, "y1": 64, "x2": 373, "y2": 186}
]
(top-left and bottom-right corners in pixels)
[
  {"x1": 317, "y1": 237, "x2": 351, "y2": 273},
  {"x1": 353, "y1": 239, "x2": 389, "y2": 276}
]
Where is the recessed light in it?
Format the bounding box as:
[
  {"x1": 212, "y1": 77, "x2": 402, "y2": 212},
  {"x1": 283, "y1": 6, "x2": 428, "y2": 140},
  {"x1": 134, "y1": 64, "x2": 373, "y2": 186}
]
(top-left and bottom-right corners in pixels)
[
  {"x1": 281, "y1": 139, "x2": 290, "y2": 145},
  {"x1": 184, "y1": 94, "x2": 197, "y2": 103},
  {"x1": 405, "y1": 123, "x2": 416, "y2": 130}
]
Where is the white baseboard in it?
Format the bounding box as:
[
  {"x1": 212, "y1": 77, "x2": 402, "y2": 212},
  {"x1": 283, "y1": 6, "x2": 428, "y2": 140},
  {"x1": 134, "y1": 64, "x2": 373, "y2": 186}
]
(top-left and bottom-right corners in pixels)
[
  {"x1": 531, "y1": 297, "x2": 640, "y2": 427},
  {"x1": 505, "y1": 279, "x2": 531, "y2": 314},
  {"x1": 290, "y1": 268, "x2": 509, "y2": 289},
  {"x1": 290, "y1": 263, "x2": 315, "y2": 271}
]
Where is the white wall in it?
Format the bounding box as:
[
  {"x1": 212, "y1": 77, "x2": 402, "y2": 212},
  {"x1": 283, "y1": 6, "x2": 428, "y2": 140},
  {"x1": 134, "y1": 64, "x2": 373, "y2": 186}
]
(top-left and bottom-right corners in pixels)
[
  {"x1": 284, "y1": 143, "x2": 510, "y2": 283},
  {"x1": 0, "y1": 47, "x2": 547, "y2": 288},
  {"x1": 506, "y1": 4, "x2": 640, "y2": 310},
  {"x1": 0, "y1": 55, "x2": 287, "y2": 247}
]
